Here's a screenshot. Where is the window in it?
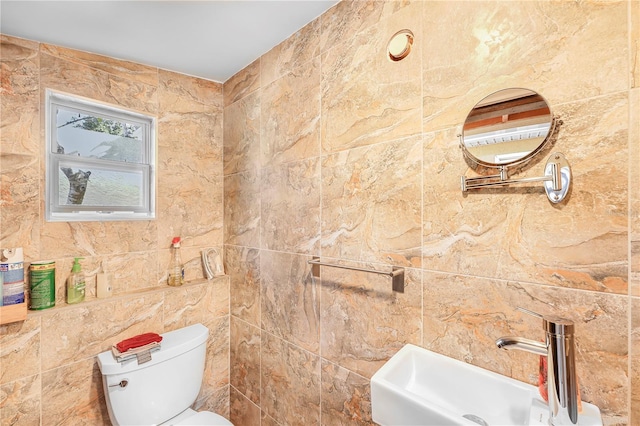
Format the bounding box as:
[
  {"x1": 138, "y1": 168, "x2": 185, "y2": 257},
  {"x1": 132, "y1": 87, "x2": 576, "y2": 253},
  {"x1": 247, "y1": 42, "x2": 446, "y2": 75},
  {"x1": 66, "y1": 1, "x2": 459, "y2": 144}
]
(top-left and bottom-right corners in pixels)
[{"x1": 46, "y1": 90, "x2": 156, "y2": 221}]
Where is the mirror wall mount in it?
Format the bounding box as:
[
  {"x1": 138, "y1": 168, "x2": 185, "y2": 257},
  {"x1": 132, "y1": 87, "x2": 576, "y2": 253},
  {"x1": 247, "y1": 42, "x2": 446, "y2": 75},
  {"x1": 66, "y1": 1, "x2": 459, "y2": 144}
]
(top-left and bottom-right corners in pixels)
[
  {"x1": 459, "y1": 88, "x2": 571, "y2": 203},
  {"x1": 460, "y1": 152, "x2": 571, "y2": 203}
]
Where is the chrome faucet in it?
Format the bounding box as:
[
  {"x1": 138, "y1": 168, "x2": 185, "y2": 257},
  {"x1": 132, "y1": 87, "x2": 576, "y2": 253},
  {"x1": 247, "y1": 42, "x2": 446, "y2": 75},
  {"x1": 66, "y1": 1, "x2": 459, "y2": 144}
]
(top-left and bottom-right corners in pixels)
[{"x1": 496, "y1": 307, "x2": 579, "y2": 425}]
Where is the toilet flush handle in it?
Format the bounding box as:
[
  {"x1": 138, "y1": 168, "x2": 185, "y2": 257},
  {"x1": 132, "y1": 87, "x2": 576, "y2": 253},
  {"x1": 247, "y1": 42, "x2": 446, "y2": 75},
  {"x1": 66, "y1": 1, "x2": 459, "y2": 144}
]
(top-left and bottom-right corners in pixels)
[{"x1": 109, "y1": 379, "x2": 128, "y2": 388}]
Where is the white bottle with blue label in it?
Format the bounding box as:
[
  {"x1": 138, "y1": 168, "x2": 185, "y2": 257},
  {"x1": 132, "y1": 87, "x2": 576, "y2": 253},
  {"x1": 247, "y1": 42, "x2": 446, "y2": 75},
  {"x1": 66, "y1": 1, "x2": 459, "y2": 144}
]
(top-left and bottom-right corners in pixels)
[{"x1": 1, "y1": 248, "x2": 24, "y2": 306}]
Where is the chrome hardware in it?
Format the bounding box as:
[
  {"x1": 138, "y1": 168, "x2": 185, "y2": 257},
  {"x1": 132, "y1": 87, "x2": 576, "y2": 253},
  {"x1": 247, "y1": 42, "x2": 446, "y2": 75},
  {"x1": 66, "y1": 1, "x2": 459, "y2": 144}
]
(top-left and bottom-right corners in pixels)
[
  {"x1": 109, "y1": 379, "x2": 128, "y2": 388},
  {"x1": 461, "y1": 152, "x2": 572, "y2": 203},
  {"x1": 496, "y1": 307, "x2": 579, "y2": 425},
  {"x1": 459, "y1": 90, "x2": 572, "y2": 204},
  {"x1": 308, "y1": 257, "x2": 404, "y2": 293}
]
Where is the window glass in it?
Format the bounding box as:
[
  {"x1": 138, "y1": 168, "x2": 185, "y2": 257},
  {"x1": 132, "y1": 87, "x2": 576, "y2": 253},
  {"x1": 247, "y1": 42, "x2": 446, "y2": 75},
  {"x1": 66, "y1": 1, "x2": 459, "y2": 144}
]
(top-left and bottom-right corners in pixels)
[
  {"x1": 46, "y1": 91, "x2": 156, "y2": 221},
  {"x1": 54, "y1": 106, "x2": 145, "y2": 163}
]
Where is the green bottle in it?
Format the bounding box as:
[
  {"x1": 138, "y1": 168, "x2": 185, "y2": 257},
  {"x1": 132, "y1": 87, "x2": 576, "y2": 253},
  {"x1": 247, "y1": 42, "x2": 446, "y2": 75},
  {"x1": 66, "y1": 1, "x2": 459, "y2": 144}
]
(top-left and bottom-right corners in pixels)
[{"x1": 66, "y1": 257, "x2": 86, "y2": 304}]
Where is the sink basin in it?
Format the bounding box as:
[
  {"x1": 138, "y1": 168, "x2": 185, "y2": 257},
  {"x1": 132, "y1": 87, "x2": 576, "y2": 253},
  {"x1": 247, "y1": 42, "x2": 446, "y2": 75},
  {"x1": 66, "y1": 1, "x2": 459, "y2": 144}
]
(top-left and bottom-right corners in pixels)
[{"x1": 371, "y1": 344, "x2": 602, "y2": 426}]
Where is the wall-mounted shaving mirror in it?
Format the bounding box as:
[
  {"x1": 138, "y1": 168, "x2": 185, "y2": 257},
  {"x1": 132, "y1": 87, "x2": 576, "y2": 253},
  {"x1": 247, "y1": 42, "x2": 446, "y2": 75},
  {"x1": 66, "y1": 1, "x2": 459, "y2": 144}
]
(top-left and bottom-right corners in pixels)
[
  {"x1": 459, "y1": 88, "x2": 571, "y2": 203},
  {"x1": 461, "y1": 88, "x2": 553, "y2": 167}
]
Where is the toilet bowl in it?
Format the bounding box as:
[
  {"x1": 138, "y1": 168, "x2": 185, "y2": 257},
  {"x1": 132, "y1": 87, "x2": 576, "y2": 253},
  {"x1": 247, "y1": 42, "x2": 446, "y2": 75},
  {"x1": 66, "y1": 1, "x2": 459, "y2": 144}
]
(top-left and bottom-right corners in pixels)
[
  {"x1": 161, "y1": 408, "x2": 230, "y2": 425},
  {"x1": 97, "y1": 324, "x2": 232, "y2": 426}
]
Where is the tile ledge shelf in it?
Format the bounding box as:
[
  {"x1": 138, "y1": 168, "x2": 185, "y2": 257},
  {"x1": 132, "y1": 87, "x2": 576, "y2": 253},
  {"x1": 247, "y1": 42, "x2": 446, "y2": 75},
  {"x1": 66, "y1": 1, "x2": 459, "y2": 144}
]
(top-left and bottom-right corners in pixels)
[
  {"x1": 3, "y1": 276, "x2": 228, "y2": 322},
  {"x1": 0, "y1": 302, "x2": 28, "y2": 325}
]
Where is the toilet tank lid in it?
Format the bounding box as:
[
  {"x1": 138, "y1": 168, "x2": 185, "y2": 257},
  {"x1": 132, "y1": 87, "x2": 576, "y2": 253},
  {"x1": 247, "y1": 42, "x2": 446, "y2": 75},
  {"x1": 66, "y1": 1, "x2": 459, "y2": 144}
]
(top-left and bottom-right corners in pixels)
[{"x1": 97, "y1": 323, "x2": 209, "y2": 375}]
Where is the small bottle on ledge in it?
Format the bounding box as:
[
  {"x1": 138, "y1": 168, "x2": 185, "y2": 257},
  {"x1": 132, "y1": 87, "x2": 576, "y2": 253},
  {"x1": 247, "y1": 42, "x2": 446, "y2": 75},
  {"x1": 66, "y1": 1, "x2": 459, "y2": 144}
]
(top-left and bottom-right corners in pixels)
[
  {"x1": 167, "y1": 237, "x2": 184, "y2": 287},
  {"x1": 66, "y1": 257, "x2": 86, "y2": 304}
]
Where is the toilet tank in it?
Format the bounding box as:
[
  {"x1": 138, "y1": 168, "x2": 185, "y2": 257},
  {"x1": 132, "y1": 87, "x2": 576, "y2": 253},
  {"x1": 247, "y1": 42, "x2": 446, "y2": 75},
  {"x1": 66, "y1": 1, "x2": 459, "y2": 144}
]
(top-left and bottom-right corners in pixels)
[{"x1": 97, "y1": 324, "x2": 209, "y2": 426}]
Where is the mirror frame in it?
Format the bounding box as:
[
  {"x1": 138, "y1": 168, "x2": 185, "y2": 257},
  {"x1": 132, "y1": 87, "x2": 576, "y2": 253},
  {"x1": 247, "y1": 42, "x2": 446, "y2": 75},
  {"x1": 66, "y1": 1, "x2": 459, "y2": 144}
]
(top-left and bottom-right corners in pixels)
[
  {"x1": 459, "y1": 88, "x2": 571, "y2": 204},
  {"x1": 460, "y1": 88, "x2": 556, "y2": 170}
]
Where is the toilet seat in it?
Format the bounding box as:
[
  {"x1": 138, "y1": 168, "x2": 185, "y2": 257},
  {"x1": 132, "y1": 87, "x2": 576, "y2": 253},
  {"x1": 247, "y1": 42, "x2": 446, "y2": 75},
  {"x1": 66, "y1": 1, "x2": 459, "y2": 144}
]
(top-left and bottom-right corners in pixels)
[
  {"x1": 174, "y1": 411, "x2": 232, "y2": 425},
  {"x1": 161, "y1": 409, "x2": 232, "y2": 426}
]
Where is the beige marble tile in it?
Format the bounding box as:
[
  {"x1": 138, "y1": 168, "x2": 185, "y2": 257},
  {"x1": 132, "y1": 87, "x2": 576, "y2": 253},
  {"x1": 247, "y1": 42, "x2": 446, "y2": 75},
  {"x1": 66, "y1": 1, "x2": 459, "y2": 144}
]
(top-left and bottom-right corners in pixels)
[
  {"x1": 516, "y1": 95, "x2": 628, "y2": 293},
  {"x1": 156, "y1": 155, "x2": 223, "y2": 251},
  {"x1": 230, "y1": 386, "x2": 261, "y2": 426},
  {"x1": 631, "y1": 89, "x2": 640, "y2": 297},
  {"x1": 422, "y1": 272, "x2": 628, "y2": 424},
  {"x1": 421, "y1": 1, "x2": 628, "y2": 132},
  {"x1": 261, "y1": 251, "x2": 319, "y2": 353},
  {"x1": 195, "y1": 385, "x2": 230, "y2": 420},
  {"x1": 261, "y1": 331, "x2": 321, "y2": 425},
  {"x1": 230, "y1": 317, "x2": 261, "y2": 405},
  {"x1": 0, "y1": 154, "x2": 40, "y2": 259},
  {"x1": 223, "y1": 59, "x2": 260, "y2": 107},
  {"x1": 261, "y1": 411, "x2": 279, "y2": 426},
  {"x1": 41, "y1": 358, "x2": 109, "y2": 425},
  {"x1": 40, "y1": 43, "x2": 158, "y2": 87},
  {"x1": 0, "y1": 34, "x2": 38, "y2": 50},
  {"x1": 223, "y1": 91, "x2": 260, "y2": 176},
  {"x1": 422, "y1": 127, "x2": 505, "y2": 279},
  {"x1": 158, "y1": 71, "x2": 223, "y2": 117},
  {"x1": 225, "y1": 245, "x2": 260, "y2": 326},
  {"x1": 424, "y1": 94, "x2": 629, "y2": 294},
  {"x1": 40, "y1": 53, "x2": 158, "y2": 116},
  {"x1": 319, "y1": 0, "x2": 413, "y2": 54},
  {"x1": 261, "y1": 158, "x2": 321, "y2": 254},
  {"x1": 201, "y1": 316, "x2": 230, "y2": 391},
  {"x1": 156, "y1": 88, "x2": 223, "y2": 248},
  {"x1": 320, "y1": 266, "x2": 421, "y2": 379},
  {"x1": 633, "y1": 241, "x2": 640, "y2": 298},
  {"x1": 158, "y1": 69, "x2": 222, "y2": 109},
  {"x1": 0, "y1": 317, "x2": 40, "y2": 385},
  {"x1": 40, "y1": 292, "x2": 164, "y2": 370},
  {"x1": 261, "y1": 18, "x2": 320, "y2": 87},
  {"x1": 321, "y1": 360, "x2": 374, "y2": 426},
  {"x1": 321, "y1": 136, "x2": 422, "y2": 267},
  {"x1": 261, "y1": 57, "x2": 321, "y2": 167},
  {"x1": 0, "y1": 36, "x2": 39, "y2": 156},
  {"x1": 50, "y1": 251, "x2": 158, "y2": 304},
  {"x1": 631, "y1": 0, "x2": 639, "y2": 89},
  {"x1": 224, "y1": 168, "x2": 261, "y2": 248},
  {"x1": 321, "y1": 1, "x2": 422, "y2": 153},
  {"x1": 631, "y1": 297, "x2": 640, "y2": 425},
  {"x1": 40, "y1": 220, "x2": 157, "y2": 259},
  {"x1": 0, "y1": 374, "x2": 40, "y2": 426},
  {"x1": 163, "y1": 279, "x2": 229, "y2": 331}
]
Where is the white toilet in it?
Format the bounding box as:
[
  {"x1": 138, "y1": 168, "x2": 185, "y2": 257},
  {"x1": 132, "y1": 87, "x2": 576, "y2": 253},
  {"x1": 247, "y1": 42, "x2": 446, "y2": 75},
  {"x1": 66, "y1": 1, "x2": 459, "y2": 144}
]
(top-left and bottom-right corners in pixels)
[{"x1": 97, "y1": 323, "x2": 232, "y2": 426}]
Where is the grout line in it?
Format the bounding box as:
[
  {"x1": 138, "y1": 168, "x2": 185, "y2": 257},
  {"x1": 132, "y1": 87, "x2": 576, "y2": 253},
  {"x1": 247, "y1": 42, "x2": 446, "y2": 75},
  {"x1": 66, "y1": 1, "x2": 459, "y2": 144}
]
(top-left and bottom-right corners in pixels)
[
  {"x1": 318, "y1": 35, "x2": 324, "y2": 426},
  {"x1": 627, "y1": 0, "x2": 633, "y2": 416},
  {"x1": 626, "y1": 1, "x2": 636, "y2": 420},
  {"x1": 257, "y1": 54, "x2": 264, "y2": 426},
  {"x1": 419, "y1": 0, "x2": 425, "y2": 349}
]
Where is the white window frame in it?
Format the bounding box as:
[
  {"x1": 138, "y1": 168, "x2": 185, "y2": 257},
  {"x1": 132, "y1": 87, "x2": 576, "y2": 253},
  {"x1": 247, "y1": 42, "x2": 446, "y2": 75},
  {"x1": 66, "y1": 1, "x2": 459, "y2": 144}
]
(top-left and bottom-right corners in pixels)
[{"x1": 45, "y1": 90, "x2": 156, "y2": 222}]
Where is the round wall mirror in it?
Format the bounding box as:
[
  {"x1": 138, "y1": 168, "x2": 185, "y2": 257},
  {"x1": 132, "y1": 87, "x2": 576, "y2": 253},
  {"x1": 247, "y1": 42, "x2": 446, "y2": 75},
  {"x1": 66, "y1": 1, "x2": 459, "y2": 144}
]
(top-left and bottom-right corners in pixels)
[{"x1": 461, "y1": 88, "x2": 554, "y2": 168}]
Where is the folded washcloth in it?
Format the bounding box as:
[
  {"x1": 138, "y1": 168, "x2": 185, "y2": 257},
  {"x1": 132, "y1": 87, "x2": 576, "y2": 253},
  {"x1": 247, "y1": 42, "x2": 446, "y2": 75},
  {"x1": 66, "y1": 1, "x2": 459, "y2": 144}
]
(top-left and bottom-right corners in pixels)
[
  {"x1": 116, "y1": 332, "x2": 163, "y2": 353},
  {"x1": 111, "y1": 341, "x2": 161, "y2": 364}
]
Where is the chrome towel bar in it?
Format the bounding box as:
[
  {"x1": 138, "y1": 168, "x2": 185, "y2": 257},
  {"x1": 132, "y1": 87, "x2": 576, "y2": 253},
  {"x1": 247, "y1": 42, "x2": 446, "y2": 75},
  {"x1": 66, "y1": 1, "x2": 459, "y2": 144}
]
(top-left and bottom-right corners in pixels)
[{"x1": 308, "y1": 256, "x2": 404, "y2": 293}]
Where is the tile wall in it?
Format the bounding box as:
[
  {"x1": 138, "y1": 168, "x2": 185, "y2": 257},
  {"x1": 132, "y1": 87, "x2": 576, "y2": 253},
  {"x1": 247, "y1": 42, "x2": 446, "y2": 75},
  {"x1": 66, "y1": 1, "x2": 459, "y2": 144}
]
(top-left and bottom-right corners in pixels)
[
  {"x1": 0, "y1": 35, "x2": 229, "y2": 424},
  {"x1": 1, "y1": 0, "x2": 638, "y2": 425},
  {"x1": 223, "y1": 1, "x2": 639, "y2": 425}
]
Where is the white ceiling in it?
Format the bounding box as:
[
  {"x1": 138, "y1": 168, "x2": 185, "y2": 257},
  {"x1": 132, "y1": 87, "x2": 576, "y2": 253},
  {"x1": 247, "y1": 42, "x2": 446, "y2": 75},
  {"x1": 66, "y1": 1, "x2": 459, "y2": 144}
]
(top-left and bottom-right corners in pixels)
[{"x1": 0, "y1": 0, "x2": 338, "y2": 82}]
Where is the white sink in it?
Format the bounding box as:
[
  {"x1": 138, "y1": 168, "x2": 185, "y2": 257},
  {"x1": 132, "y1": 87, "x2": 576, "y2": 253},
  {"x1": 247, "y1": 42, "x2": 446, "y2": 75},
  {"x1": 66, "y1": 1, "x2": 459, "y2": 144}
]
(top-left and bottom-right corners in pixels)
[{"x1": 371, "y1": 344, "x2": 602, "y2": 426}]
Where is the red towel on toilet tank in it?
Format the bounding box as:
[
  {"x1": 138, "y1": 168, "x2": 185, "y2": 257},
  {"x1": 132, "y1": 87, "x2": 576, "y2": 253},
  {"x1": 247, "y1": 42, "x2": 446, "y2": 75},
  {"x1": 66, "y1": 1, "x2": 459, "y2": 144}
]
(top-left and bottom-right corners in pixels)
[{"x1": 116, "y1": 332, "x2": 163, "y2": 353}]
